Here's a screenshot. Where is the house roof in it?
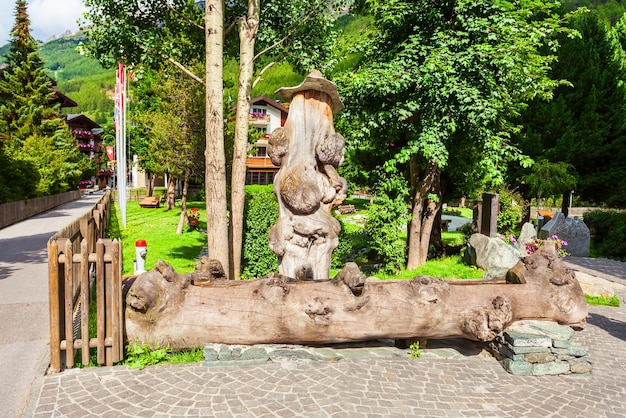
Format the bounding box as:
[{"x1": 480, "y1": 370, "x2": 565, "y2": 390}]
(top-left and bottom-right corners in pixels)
[
  {"x1": 250, "y1": 95, "x2": 289, "y2": 114},
  {"x1": 51, "y1": 89, "x2": 78, "y2": 107},
  {"x1": 66, "y1": 113, "x2": 101, "y2": 130}
]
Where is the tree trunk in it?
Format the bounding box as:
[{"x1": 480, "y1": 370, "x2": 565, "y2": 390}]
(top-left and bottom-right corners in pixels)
[
  {"x1": 176, "y1": 170, "x2": 191, "y2": 234},
  {"x1": 230, "y1": 0, "x2": 260, "y2": 280},
  {"x1": 125, "y1": 247, "x2": 588, "y2": 349},
  {"x1": 204, "y1": 0, "x2": 230, "y2": 276},
  {"x1": 561, "y1": 190, "x2": 571, "y2": 217},
  {"x1": 146, "y1": 173, "x2": 155, "y2": 197},
  {"x1": 166, "y1": 176, "x2": 176, "y2": 210},
  {"x1": 407, "y1": 159, "x2": 441, "y2": 269}
]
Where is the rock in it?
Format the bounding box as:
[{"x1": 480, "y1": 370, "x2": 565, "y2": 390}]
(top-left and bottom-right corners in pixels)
[
  {"x1": 532, "y1": 361, "x2": 571, "y2": 375},
  {"x1": 516, "y1": 320, "x2": 575, "y2": 342},
  {"x1": 574, "y1": 270, "x2": 621, "y2": 298},
  {"x1": 570, "y1": 359, "x2": 592, "y2": 374},
  {"x1": 517, "y1": 222, "x2": 537, "y2": 257},
  {"x1": 539, "y1": 211, "x2": 590, "y2": 257},
  {"x1": 468, "y1": 233, "x2": 520, "y2": 271},
  {"x1": 502, "y1": 358, "x2": 533, "y2": 375}
]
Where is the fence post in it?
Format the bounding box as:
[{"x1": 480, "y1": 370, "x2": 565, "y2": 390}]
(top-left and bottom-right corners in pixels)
[
  {"x1": 80, "y1": 239, "x2": 90, "y2": 366},
  {"x1": 111, "y1": 239, "x2": 122, "y2": 364},
  {"x1": 63, "y1": 240, "x2": 75, "y2": 368},
  {"x1": 96, "y1": 239, "x2": 106, "y2": 365},
  {"x1": 48, "y1": 239, "x2": 61, "y2": 372}
]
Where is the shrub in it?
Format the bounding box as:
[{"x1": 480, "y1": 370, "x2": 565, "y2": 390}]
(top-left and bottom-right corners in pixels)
[
  {"x1": 332, "y1": 221, "x2": 368, "y2": 269},
  {"x1": 365, "y1": 171, "x2": 409, "y2": 274},
  {"x1": 496, "y1": 186, "x2": 523, "y2": 235},
  {"x1": 191, "y1": 187, "x2": 205, "y2": 202},
  {"x1": 241, "y1": 185, "x2": 279, "y2": 278},
  {"x1": 458, "y1": 222, "x2": 474, "y2": 242},
  {"x1": 583, "y1": 209, "x2": 626, "y2": 260}
]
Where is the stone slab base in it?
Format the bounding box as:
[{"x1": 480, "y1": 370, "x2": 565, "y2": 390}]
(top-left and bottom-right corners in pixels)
[
  {"x1": 203, "y1": 341, "x2": 407, "y2": 367},
  {"x1": 489, "y1": 320, "x2": 591, "y2": 376}
]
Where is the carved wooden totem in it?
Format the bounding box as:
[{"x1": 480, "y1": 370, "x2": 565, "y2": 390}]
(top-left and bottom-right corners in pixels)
[{"x1": 267, "y1": 70, "x2": 347, "y2": 280}]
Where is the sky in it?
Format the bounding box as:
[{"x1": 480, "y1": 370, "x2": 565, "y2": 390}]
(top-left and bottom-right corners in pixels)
[{"x1": 0, "y1": 0, "x2": 87, "y2": 46}]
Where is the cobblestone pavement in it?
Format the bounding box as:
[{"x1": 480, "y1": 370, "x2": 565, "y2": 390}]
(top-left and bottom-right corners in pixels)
[{"x1": 30, "y1": 285, "x2": 626, "y2": 418}]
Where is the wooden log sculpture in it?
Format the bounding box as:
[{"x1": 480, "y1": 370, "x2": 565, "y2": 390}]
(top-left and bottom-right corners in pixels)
[
  {"x1": 267, "y1": 70, "x2": 347, "y2": 281},
  {"x1": 125, "y1": 247, "x2": 588, "y2": 349}
]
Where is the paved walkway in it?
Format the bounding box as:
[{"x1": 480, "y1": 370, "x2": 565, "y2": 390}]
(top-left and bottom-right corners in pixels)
[{"x1": 0, "y1": 192, "x2": 105, "y2": 418}]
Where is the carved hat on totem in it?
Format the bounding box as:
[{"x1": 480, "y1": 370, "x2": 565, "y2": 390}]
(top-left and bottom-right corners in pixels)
[{"x1": 275, "y1": 69, "x2": 344, "y2": 114}]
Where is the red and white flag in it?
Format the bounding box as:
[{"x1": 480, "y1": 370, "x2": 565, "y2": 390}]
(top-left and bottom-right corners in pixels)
[{"x1": 114, "y1": 63, "x2": 126, "y2": 132}]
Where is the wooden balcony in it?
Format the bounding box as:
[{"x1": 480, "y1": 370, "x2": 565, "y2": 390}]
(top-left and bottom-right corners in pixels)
[{"x1": 246, "y1": 156, "x2": 278, "y2": 169}]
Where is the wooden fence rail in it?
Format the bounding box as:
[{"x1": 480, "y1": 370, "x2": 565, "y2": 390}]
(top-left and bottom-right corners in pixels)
[{"x1": 47, "y1": 191, "x2": 124, "y2": 372}]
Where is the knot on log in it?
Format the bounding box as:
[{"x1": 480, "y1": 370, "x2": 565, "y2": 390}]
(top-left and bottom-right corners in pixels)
[
  {"x1": 462, "y1": 296, "x2": 513, "y2": 342},
  {"x1": 409, "y1": 276, "x2": 450, "y2": 305},
  {"x1": 332, "y1": 262, "x2": 366, "y2": 296},
  {"x1": 191, "y1": 256, "x2": 227, "y2": 285},
  {"x1": 127, "y1": 261, "x2": 189, "y2": 317},
  {"x1": 254, "y1": 273, "x2": 291, "y2": 302},
  {"x1": 305, "y1": 297, "x2": 333, "y2": 325}
]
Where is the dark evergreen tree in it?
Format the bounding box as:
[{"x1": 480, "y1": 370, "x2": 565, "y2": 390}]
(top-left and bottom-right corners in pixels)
[
  {"x1": 0, "y1": 0, "x2": 92, "y2": 200},
  {"x1": 514, "y1": 11, "x2": 626, "y2": 207}
]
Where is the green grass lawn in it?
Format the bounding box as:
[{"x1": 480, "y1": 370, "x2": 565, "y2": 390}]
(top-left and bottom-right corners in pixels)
[
  {"x1": 107, "y1": 200, "x2": 207, "y2": 275},
  {"x1": 374, "y1": 255, "x2": 484, "y2": 280}
]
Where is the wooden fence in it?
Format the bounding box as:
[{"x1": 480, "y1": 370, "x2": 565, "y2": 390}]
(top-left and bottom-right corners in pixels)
[{"x1": 47, "y1": 190, "x2": 124, "y2": 372}]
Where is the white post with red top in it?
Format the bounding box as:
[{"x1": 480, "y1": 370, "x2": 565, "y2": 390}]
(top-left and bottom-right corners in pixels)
[{"x1": 134, "y1": 239, "x2": 147, "y2": 275}]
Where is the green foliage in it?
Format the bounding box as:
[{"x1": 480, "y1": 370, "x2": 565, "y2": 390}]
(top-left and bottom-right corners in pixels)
[
  {"x1": 0, "y1": 152, "x2": 39, "y2": 203},
  {"x1": 365, "y1": 171, "x2": 409, "y2": 274},
  {"x1": 585, "y1": 294, "x2": 621, "y2": 307},
  {"x1": 409, "y1": 342, "x2": 421, "y2": 359},
  {"x1": 241, "y1": 185, "x2": 279, "y2": 279},
  {"x1": 332, "y1": 221, "x2": 368, "y2": 268},
  {"x1": 124, "y1": 343, "x2": 204, "y2": 369},
  {"x1": 514, "y1": 11, "x2": 626, "y2": 207},
  {"x1": 124, "y1": 343, "x2": 169, "y2": 369},
  {"x1": 521, "y1": 159, "x2": 577, "y2": 201},
  {"x1": 495, "y1": 187, "x2": 524, "y2": 235},
  {"x1": 563, "y1": 1, "x2": 626, "y2": 25},
  {"x1": 132, "y1": 65, "x2": 205, "y2": 178},
  {"x1": 163, "y1": 347, "x2": 204, "y2": 365},
  {"x1": 584, "y1": 209, "x2": 626, "y2": 259},
  {"x1": 458, "y1": 222, "x2": 475, "y2": 242}
]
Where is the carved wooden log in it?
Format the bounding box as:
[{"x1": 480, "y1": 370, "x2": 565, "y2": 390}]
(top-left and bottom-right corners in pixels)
[
  {"x1": 267, "y1": 70, "x2": 347, "y2": 281},
  {"x1": 125, "y1": 247, "x2": 588, "y2": 349}
]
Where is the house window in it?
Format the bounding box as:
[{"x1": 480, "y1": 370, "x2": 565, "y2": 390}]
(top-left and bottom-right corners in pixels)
[
  {"x1": 252, "y1": 107, "x2": 266, "y2": 115},
  {"x1": 254, "y1": 146, "x2": 267, "y2": 157},
  {"x1": 246, "y1": 170, "x2": 277, "y2": 185}
]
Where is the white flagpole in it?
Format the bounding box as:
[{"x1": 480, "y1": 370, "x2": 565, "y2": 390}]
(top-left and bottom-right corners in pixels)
[{"x1": 115, "y1": 63, "x2": 128, "y2": 228}]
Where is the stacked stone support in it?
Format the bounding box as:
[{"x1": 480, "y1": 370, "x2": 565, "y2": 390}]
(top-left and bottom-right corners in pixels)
[{"x1": 490, "y1": 320, "x2": 591, "y2": 376}]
